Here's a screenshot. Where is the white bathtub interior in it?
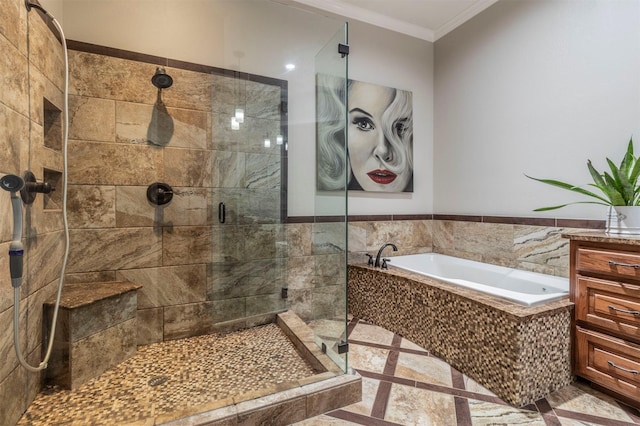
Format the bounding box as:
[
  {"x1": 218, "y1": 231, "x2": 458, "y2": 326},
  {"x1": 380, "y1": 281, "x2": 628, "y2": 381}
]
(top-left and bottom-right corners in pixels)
[{"x1": 388, "y1": 253, "x2": 569, "y2": 307}]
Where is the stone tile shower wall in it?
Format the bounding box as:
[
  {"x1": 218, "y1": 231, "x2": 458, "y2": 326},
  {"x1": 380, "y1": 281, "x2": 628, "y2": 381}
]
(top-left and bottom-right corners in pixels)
[
  {"x1": 0, "y1": 1, "x2": 66, "y2": 424},
  {"x1": 285, "y1": 222, "x2": 348, "y2": 323},
  {"x1": 65, "y1": 48, "x2": 286, "y2": 344}
]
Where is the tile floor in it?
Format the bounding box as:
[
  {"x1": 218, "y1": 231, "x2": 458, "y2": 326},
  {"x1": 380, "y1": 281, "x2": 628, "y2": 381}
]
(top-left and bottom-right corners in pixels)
[
  {"x1": 15, "y1": 317, "x2": 640, "y2": 425},
  {"x1": 18, "y1": 323, "x2": 318, "y2": 425},
  {"x1": 298, "y1": 318, "x2": 640, "y2": 426}
]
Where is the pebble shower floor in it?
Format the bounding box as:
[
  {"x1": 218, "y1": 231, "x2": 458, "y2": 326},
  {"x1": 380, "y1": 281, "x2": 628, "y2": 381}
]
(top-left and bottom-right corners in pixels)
[{"x1": 17, "y1": 323, "x2": 318, "y2": 425}]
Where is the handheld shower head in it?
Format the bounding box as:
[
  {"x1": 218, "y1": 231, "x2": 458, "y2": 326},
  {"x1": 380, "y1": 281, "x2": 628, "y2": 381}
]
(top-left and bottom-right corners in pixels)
[
  {"x1": 1, "y1": 174, "x2": 25, "y2": 288},
  {"x1": 1, "y1": 174, "x2": 25, "y2": 193},
  {"x1": 152, "y1": 67, "x2": 173, "y2": 89}
]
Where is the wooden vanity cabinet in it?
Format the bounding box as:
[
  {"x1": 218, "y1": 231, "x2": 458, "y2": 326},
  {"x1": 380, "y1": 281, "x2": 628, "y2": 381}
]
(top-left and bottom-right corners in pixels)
[{"x1": 569, "y1": 237, "x2": 640, "y2": 405}]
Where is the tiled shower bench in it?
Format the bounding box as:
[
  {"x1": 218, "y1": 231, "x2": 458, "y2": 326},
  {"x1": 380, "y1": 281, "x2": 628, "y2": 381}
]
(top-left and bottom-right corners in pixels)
[{"x1": 43, "y1": 281, "x2": 142, "y2": 389}]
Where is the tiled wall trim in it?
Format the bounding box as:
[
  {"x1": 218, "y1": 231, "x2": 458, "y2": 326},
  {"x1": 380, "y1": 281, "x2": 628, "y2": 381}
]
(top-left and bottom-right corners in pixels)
[
  {"x1": 433, "y1": 214, "x2": 605, "y2": 229},
  {"x1": 67, "y1": 40, "x2": 287, "y2": 87},
  {"x1": 288, "y1": 214, "x2": 606, "y2": 227}
]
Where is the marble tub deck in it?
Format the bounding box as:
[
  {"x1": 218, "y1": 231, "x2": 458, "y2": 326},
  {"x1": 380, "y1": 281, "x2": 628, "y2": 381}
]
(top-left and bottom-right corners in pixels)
[{"x1": 298, "y1": 318, "x2": 640, "y2": 425}]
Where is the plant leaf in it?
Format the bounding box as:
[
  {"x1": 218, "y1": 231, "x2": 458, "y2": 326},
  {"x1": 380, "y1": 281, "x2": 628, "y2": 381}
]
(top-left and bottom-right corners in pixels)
[
  {"x1": 586, "y1": 160, "x2": 608, "y2": 193},
  {"x1": 600, "y1": 172, "x2": 626, "y2": 205},
  {"x1": 524, "y1": 174, "x2": 611, "y2": 205},
  {"x1": 607, "y1": 157, "x2": 634, "y2": 203},
  {"x1": 620, "y1": 140, "x2": 634, "y2": 176},
  {"x1": 533, "y1": 200, "x2": 611, "y2": 211},
  {"x1": 526, "y1": 138, "x2": 640, "y2": 210}
]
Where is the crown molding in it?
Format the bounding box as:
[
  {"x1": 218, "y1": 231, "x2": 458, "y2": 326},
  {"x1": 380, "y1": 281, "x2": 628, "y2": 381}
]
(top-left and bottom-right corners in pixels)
[
  {"x1": 434, "y1": 0, "x2": 499, "y2": 40},
  {"x1": 283, "y1": 0, "x2": 435, "y2": 41}
]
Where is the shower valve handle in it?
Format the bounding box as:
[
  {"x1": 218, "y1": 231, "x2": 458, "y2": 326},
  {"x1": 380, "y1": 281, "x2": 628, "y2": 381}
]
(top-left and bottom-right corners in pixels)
[
  {"x1": 147, "y1": 182, "x2": 174, "y2": 206},
  {"x1": 381, "y1": 258, "x2": 390, "y2": 270}
]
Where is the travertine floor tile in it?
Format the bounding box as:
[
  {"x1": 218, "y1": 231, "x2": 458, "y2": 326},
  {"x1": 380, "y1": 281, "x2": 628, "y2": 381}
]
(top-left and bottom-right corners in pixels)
[
  {"x1": 468, "y1": 399, "x2": 545, "y2": 425},
  {"x1": 346, "y1": 343, "x2": 389, "y2": 373},
  {"x1": 385, "y1": 383, "x2": 457, "y2": 425},
  {"x1": 463, "y1": 374, "x2": 499, "y2": 397},
  {"x1": 557, "y1": 417, "x2": 601, "y2": 426},
  {"x1": 340, "y1": 377, "x2": 378, "y2": 417},
  {"x1": 294, "y1": 414, "x2": 358, "y2": 425},
  {"x1": 399, "y1": 337, "x2": 428, "y2": 352},
  {"x1": 348, "y1": 322, "x2": 395, "y2": 346},
  {"x1": 395, "y1": 352, "x2": 452, "y2": 386},
  {"x1": 546, "y1": 382, "x2": 635, "y2": 422}
]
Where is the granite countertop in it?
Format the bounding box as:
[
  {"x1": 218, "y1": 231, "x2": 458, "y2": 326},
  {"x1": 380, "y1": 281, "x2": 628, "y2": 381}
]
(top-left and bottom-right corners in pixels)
[
  {"x1": 349, "y1": 264, "x2": 573, "y2": 319},
  {"x1": 561, "y1": 231, "x2": 640, "y2": 246},
  {"x1": 44, "y1": 281, "x2": 143, "y2": 308}
]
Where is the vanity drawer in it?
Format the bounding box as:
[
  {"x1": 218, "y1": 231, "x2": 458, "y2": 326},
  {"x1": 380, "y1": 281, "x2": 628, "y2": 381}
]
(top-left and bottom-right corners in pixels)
[
  {"x1": 577, "y1": 248, "x2": 640, "y2": 280},
  {"x1": 575, "y1": 327, "x2": 640, "y2": 401},
  {"x1": 575, "y1": 276, "x2": 640, "y2": 341}
]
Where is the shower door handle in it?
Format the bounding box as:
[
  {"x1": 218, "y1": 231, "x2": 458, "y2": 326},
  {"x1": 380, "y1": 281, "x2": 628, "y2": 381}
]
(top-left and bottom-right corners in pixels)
[{"x1": 218, "y1": 202, "x2": 225, "y2": 223}]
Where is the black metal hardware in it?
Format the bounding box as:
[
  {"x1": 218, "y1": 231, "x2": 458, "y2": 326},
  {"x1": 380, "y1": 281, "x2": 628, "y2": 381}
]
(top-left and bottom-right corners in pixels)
[
  {"x1": 608, "y1": 305, "x2": 640, "y2": 316},
  {"x1": 338, "y1": 341, "x2": 349, "y2": 354},
  {"x1": 609, "y1": 260, "x2": 640, "y2": 269},
  {"x1": 338, "y1": 43, "x2": 349, "y2": 57},
  {"x1": 146, "y1": 182, "x2": 173, "y2": 206},
  {"x1": 365, "y1": 253, "x2": 374, "y2": 266},
  {"x1": 381, "y1": 258, "x2": 390, "y2": 270},
  {"x1": 281, "y1": 288, "x2": 288, "y2": 299},
  {"x1": 218, "y1": 202, "x2": 226, "y2": 223},
  {"x1": 607, "y1": 360, "x2": 639, "y2": 374},
  {"x1": 20, "y1": 170, "x2": 53, "y2": 205},
  {"x1": 375, "y1": 243, "x2": 398, "y2": 268}
]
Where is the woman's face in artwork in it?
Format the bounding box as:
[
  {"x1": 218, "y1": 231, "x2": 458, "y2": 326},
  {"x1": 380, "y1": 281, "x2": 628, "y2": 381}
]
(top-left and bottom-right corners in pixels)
[{"x1": 348, "y1": 82, "x2": 411, "y2": 192}]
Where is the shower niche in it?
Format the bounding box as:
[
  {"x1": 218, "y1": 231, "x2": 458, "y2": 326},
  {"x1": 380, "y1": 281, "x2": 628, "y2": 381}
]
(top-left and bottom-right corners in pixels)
[{"x1": 43, "y1": 97, "x2": 62, "y2": 151}]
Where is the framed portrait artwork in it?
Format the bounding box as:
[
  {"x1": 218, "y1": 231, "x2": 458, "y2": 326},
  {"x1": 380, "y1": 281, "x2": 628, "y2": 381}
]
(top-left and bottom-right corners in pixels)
[{"x1": 316, "y1": 74, "x2": 413, "y2": 192}]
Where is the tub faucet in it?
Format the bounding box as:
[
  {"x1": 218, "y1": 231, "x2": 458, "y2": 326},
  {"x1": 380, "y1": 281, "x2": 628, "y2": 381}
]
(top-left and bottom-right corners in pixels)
[{"x1": 375, "y1": 243, "x2": 397, "y2": 268}]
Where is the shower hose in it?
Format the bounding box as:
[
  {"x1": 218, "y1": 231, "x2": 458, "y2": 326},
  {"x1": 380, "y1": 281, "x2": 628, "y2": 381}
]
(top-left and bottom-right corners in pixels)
[{"x1": 13, "y1": 3, "x2": 70, "y2": 372}]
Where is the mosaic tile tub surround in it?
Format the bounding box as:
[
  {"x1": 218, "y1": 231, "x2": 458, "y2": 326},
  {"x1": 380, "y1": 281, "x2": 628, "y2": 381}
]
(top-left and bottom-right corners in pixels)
[{"x1": 348, "y1": 265, "x2": 574, "y2": 407}]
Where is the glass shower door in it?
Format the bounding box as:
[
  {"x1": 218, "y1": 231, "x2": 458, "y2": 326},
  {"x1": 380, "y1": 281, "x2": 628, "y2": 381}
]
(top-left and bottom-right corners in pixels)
[{"x1": 312, "y1": 23, "x2": 349, "y2": 371}]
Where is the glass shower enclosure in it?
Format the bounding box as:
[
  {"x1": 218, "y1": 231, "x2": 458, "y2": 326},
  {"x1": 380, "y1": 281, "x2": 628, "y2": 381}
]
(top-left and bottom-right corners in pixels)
[
  {"x1": 312, "y1": 25, "x2": 350, "y2": 370},
  {"x1": 59, "y1": 0, "x2": 350, "y2": 360}
]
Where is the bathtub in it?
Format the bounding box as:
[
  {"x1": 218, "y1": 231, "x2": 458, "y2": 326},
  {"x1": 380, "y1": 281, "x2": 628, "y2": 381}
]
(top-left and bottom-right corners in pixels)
[{"x1": 388, "y1": 253, "x2": 569, "y2": 306}]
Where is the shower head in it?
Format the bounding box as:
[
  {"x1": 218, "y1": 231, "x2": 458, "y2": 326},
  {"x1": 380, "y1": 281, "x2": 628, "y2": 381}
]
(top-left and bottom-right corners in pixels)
[
  {"x1": 2, "y1": 174, "x2": 25, "y2": 289},
  {"x1": 1, "y1": 175, "x2": 25, "y2": 193},
  {"x1": 25, "y1": 1, "x2": 54, "y2": 20},
  {"x1": 152, "y1": 67, "x2": 173, "y2": 89}
]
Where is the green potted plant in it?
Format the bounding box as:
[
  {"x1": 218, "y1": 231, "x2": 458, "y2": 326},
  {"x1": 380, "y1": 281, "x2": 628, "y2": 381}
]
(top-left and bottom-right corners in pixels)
[{"x1": 526, "y1": 138, "x2": 640, "y2": 234}]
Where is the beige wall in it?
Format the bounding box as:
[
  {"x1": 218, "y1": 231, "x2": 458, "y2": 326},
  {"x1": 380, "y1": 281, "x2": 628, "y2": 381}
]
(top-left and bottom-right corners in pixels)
[{"x1": 434, "y1": 0, "x2": 640, "y2": 220}]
